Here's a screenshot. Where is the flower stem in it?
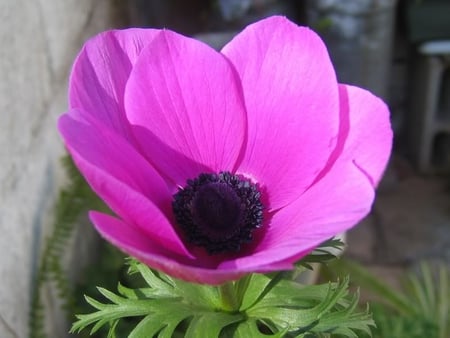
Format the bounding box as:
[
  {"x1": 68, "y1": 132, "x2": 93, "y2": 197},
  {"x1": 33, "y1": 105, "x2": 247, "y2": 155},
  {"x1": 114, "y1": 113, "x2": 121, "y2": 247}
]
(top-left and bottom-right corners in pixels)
[{"x1": 218, "y1": 282, "x2": 239, "y2": 312}]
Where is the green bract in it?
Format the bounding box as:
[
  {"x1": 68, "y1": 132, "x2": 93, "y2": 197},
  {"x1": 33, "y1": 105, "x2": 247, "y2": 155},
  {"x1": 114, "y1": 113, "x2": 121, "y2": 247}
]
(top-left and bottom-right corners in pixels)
[{"x1": 72, "y1": 241, "x2": 374, "y2": 337}]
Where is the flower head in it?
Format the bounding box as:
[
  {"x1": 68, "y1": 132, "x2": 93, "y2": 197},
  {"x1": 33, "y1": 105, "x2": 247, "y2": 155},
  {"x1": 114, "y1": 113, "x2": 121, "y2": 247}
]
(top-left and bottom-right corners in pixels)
[{"x1": 58, "y1": 16, "x2": 392, "y2": 284}]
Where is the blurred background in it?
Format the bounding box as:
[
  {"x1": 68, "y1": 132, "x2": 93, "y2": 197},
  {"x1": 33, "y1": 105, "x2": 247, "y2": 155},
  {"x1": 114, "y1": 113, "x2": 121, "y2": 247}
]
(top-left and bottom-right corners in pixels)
[{"x1": 0, "y1": 0, "x2": 449, "y2": 337}]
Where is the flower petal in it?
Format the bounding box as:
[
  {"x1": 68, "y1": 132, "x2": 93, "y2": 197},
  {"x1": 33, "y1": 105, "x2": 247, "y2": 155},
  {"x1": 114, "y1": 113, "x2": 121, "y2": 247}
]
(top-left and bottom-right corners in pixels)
[
  {"x1": 124, "y1": 30, "x2": 247, "y2": 186},
  {"x1": 91, "y1": 212, "x2": 247, "y2": 284},
  {"x1": 222, "y1": 16, "x2": 340, "y2": 210},
  {"x1": 334, "y1": 84, "x2": 393, "y2": 187},
  {"x1": 58, "y1": 109, "x2": 189, "y2": 256},
  {"x1": 221, "y1": 160, "x2": 375, "y2": 270},
  {"x1": 69, "y1": 28, "x2": 159, "y2": 139},
  {"x1": 220, "y1": 84, "x2": 392, "y2": 270}
]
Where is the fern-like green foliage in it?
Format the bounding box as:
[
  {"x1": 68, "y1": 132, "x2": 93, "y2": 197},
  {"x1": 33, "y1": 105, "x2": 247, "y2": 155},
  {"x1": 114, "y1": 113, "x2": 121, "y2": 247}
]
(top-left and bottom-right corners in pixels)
[
  {"x1": 73, "y1": 242, "x2": 136, "y2": 338},
  {"x1": 328, "y1": 259, "x2": 450, "y2": 338},
  {"x1": 71, "y1": 241, "x2": 374, "y2": 338},
  {"x1": 29, "y1": 156, "x2": 108, "y2": 338}
]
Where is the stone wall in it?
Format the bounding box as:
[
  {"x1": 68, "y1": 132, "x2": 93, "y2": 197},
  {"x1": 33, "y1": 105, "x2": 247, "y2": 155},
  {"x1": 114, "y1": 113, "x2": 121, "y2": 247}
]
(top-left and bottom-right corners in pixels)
[{"x1": 0, "y1": 1, "x2": 127, "y2": 337}]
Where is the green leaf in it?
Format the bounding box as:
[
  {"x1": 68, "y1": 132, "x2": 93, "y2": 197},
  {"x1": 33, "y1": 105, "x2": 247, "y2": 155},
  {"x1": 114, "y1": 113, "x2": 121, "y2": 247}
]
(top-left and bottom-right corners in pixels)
[
  {"x1": 184, "y1": 313, "x2": 244, "y2": 338},
  {"x1": 128, "y1": 314, "x2": 166, "y2": 338},
  {"x1": 171, "y1": 278, "x2": 222, "y2": 310},
  {"x1": 72, "y1": 292, "x2": 142, "y2": 333},
  {"x1": 404, "y1": 262, "x2": 450, "y2": 338},
  {"x1": 312, "y1": 294, "x2": 374, "y2": 336},
  {"x1": 328, "y1": 259, "x2": 412, "y2": 314},
  {"x1": 247, "y1": 280, "x2": 347, "y2": 328},
  {"x1": 254, "y1": 280, "x2": 345, "y2": 309},
  {"x1": 233, "y1": 319, "x2": 288, "y2": 338},
  {"x1": 106, "y1": 320, "x2": 119, "y2": 338},
  {"x1": 437, "y1": 265, "x2": 449, "y2": 338},
  {"x1": 292, "y1": 237, "x2": 345, "y2": 278},
  {"x1": 244, "y1": 276, "x2": 374, "y2": 337},
  {"x1": 238, "y1": 274, "x2": 273, "y2": 311},
  {"x1": 129, "y1": 260, "x2": 175, "y2": 296},
  {"x1": 330, "y1": 259, "x2": 450, "y2": 338},
  {"x1": 128, "y1": 302, "x2": 199, "y2": 338},
  {"x1": 72, "y1": 258, "x2": 374, "y2": 337}
]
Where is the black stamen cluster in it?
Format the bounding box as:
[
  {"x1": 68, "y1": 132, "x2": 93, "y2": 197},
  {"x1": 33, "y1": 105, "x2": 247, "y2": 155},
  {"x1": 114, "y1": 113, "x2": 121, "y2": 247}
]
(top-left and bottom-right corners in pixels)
[{"x1": 172, "y1": 172, "x2": 264, "y2": 255}]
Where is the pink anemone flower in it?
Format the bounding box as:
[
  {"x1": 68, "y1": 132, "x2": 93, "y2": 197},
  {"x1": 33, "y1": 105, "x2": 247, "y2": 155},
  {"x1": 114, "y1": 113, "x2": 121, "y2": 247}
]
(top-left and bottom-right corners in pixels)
[{"x1": 58, "y1": 16, "x2": 392, "y2": 284}]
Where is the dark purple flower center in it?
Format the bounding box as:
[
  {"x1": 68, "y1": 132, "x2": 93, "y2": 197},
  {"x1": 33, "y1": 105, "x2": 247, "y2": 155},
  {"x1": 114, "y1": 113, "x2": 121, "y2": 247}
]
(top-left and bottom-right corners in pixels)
[{"x1": 172, "y1": 172, "x2": 264, "y2": 254}]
